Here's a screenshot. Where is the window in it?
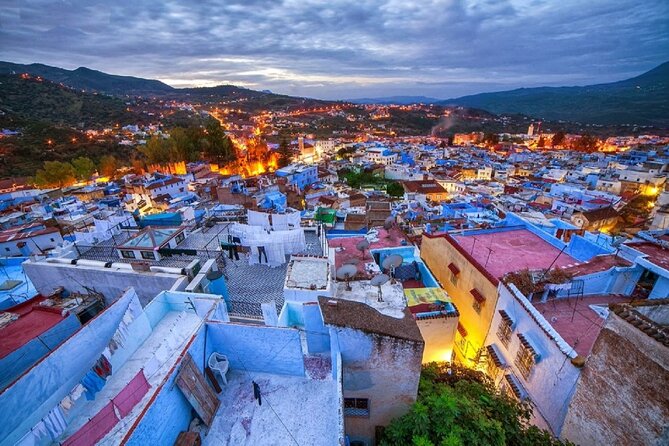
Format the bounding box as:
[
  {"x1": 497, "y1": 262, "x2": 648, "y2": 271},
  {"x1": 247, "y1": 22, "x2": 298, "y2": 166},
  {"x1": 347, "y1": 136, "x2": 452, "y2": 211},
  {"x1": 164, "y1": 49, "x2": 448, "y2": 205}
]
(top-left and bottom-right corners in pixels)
[
  {"x1": 497, "y1": 310, "x2": 514, "y2": 348},
  {"x1": 344, "y1": 398, "x2": 369, "y2": 417},
  {"x1": 175, "y1": 232, "x2": 185, "y2": 244},
  {"x1": 120, "y1": 250, "x2": 135, "y2": 259},
  {"x1": 472, "y1": 299, "x2": 482, "y2": 313},
  {"x1": 141, "y1": 251, "x2": 156, "y2": 260},
  {"x1": 470, "y1": 288, "x2": 485, "y2": 313},
  {"x1": 515, "y1": 335, "x2": 537, "y2": 379}
]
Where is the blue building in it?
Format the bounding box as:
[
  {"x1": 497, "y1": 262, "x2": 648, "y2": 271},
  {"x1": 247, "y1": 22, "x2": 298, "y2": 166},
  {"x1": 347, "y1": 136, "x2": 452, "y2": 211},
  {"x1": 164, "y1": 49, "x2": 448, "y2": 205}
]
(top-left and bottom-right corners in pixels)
[{"x1": 275, "y1": 163, "x2": 319, "y2": 190}]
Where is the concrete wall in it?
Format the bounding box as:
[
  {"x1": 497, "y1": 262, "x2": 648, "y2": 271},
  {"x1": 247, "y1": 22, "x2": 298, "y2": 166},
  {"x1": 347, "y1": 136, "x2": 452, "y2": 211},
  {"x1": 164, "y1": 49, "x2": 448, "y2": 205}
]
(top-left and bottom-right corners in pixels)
[
  {"x1": 421, "y1": 235, "x2": 498, "y2": 365},
  {"x1": 205, "y1": 322, "x2": 306, "y2": 377},
  {"x1": 416, "y1": 315, "x2": 458, "y2": 363},
  {"x1": 0, "y1": 289, "x2": 136, "y2": 446},
  {"x1": 487, "y1": 284, "x2": 581, "y2": 436},
  {"x1": 23, "y1": 261, "x2": 184, "y2": 306},
  {"x1": 331, "y1": 326, "x2": 423, "y2": 445},
  {"x1": 557, "y1": 265, "x2": 642, "y2": 298},
  {"x1": 561, "y1": 312, "x2": 669, "y2": 446}
]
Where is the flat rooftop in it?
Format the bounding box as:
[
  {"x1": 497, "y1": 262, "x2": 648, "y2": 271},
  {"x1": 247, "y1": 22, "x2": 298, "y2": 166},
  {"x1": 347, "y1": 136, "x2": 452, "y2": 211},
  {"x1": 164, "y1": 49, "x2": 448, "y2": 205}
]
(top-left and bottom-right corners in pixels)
[
  {"x1": 203, "y1": 370, "x2": 341, "y2": 446},
  {"x1": 533, "y1": 295, "x2": 634, "y2": 357},
  {"x1": 0, "y1": 296, "x2": 65, "y2": 359},
  {"x1": 452, "y1": 228, "x2": 577, "y2": 279},
  {"x1": 0, "y1": 257, "x2": 36, "y2": 308},
  {"x1": 626, "y1": 242, "x2": 669, "y2": 270},
  {"x1": 331, "y1": 227, "x2": 406, "y2": 280},
  {"x1": 285, "y1": 256, "x2": 329, "y2": 290},
  {"x1": 562, "y1": 254, "x2": 632, "y2": 276}
]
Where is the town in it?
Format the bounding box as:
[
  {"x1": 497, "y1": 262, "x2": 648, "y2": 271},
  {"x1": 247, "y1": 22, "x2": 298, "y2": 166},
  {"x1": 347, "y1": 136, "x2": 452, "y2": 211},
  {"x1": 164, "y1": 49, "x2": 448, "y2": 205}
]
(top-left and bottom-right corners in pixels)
[{"x1": 1, "y1": 90, "x2": 668, "y2": 445}]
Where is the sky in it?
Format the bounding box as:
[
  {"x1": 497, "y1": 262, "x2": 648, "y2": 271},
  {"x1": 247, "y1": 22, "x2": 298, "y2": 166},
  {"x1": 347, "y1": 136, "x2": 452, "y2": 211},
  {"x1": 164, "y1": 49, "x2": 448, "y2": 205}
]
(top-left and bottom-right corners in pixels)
[{"x1": 0, "y1": 0, "x2": 668, "y2": 100}]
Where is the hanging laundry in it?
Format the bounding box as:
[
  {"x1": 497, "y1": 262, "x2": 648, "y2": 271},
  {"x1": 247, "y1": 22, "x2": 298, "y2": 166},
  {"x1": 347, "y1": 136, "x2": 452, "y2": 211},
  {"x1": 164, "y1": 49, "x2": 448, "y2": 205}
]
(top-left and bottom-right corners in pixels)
[
  {"x1": 112, "y1": 370, "x2": 151, "y2": 418},
  {"x1": 63, "y1": 402, "x2": 119, "y2": 446},
  {"x1": 60, "y1": 395, "x2": 74, "y2": 413},
  {"x1": 93, "y1": 355, "x2": 112, "y2": 379},
  {"x1": 15, "y1": 421, "x2": 48, "y2": 446},
  {"x1": 70, "y1": 384, "x2": 86, "y2": 402},
  {"x1": 43, "y1": 406, "x2": 68, "y2": 440},
  {"x1": 81, "y1": 370, "x2": 106, "y2": 401}
]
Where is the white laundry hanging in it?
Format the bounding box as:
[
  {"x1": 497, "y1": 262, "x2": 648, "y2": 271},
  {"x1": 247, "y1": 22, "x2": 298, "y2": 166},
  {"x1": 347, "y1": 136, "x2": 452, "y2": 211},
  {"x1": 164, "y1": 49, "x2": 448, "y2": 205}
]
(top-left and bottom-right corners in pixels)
[{"x1": 247, "y1": 210, "x2": 271, "y2": 230}]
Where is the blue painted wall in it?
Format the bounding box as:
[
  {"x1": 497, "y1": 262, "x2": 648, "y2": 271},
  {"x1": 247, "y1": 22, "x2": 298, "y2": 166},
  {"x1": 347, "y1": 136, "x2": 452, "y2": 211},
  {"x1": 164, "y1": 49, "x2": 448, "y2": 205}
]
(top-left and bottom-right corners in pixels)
[{"x1": 204, "y1": 323, "x2": 305, "y2": 376}]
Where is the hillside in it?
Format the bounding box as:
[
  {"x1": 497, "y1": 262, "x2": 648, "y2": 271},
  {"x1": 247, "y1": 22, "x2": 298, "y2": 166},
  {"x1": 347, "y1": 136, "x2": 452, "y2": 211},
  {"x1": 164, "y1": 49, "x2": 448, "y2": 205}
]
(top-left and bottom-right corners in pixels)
[
  {"x1": 440, "y1": 62, "x2": 669, "y2": 127},
  {"x1": 0, "y1": 61, "x2": 174, "y2": 96},
  {"x1": 348, "y1": 96, "x2": 442, "y2": 105},
  {"x1": 0, "y1": 74, "x2": 137, "y2": 128}
]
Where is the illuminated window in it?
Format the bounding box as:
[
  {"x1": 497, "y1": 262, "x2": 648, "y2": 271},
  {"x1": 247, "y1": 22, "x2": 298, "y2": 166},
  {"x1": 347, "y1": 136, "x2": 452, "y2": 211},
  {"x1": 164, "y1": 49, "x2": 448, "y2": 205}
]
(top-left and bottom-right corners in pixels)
[{"x1": 344, "y1": 398, "x2": 369, "y2": 417}]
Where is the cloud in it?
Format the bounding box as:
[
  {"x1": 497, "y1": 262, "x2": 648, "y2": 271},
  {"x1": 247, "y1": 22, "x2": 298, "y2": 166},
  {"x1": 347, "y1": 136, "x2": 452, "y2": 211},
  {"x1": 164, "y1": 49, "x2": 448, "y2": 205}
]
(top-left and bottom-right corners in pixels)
[{"x1": 0, "y1": 0, "x2": 667, "y2": 99}]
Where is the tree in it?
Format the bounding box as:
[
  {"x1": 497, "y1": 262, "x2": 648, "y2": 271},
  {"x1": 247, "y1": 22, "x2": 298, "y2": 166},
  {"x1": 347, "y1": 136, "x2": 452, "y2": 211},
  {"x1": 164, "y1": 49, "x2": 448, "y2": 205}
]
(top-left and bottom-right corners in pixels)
[
  {"x1": 387, "y1": 181, "x2": 405, "y2": 198},
  {"x1": 381, "y1": 363, "x2": 572, "y2": 446},
  {"x1": 277, "y1": 135, "x2": 293, "y2": 168},
  {"x1": 571, "y1": 134, "x2": 599, "y2": 153},
  {"x1": 170, "y1": 126, "x2": 202, "y2": 162},
  {"x1": 537, "y1": 136, "x2": 546, "y2": 148},
  {"x1": 99, "y1": 155, "x2": 119, "y2": 178},
  {"x1": 34, "y1": 161, "x2": 76, "y2": 188},
  {"x1": 204, "y1": 118, "x2": 236, "y2": 166},
  {"x1": 551, "y1": 131, "x2": 565, "y2": 148},
  {"x1": 71, "y1": 156, "x2": 96, "y2": 181},
  {"x1": 140, "y1": 136, "x2": 175, "y2": 165}
]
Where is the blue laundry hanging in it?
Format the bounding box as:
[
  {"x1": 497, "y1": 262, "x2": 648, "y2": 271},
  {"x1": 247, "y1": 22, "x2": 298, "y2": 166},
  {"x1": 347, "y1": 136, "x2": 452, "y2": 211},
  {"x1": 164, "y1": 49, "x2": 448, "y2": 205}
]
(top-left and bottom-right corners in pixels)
[{"x1": 81, "y1": 370, "x2": 106, "y2": 401}]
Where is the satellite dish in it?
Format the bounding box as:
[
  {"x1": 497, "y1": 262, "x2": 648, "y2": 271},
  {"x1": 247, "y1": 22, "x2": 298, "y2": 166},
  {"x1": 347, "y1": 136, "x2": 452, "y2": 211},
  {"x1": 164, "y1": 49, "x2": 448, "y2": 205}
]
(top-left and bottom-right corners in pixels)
[
  {"x1": 206, "y1": 270, "x2": 223, "y2": 281},
  {"x1": 370, "y1": 274, "x2": 389, "y2": 286},
  {"x1": 370, "y1": 273, "x2": 390, "y2": 302},
  {"x1": 356, "y1": 239, "x2": 370, "y2": 260},
  {"x1": 336, "y1": 264, "x2": 358, "y2": 291},
  {"x1": 382, "y1": 254, "x2": 403, "y2": 270},
  {"x1": 384, "y1": 216, "x2": 395, "y2": 230}
]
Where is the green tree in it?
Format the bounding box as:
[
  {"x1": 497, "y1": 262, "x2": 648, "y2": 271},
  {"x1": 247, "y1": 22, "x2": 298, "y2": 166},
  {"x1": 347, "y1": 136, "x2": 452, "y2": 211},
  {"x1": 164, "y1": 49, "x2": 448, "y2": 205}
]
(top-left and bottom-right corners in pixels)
[
  {"x1": 204, "y1": 118, "x2": 236, "y2": 166},
  {"x1": 141, "y1": 136, "x2": 175, "y2": 165},
  {"x1": 387, "y1": 181, "x2": 405, "y2": 198},
  {"x1": 171, "y1": 126, "x2": 202, "y2": 162},
  {"x1": 571, "y1": 134, "x2": 599, "y2": 153},
  {"x1": 99, "y1": 155, "x2": 119, "y2": 178},
  {"x1": 34, "y1": 161, "x2": 76, "y2": 188},
  {"x1": 551, "y1": 131, "x2": 566, "y2": 148},
  {"x1": 277, "y1": 135, "x2": 293, "y2": 168},
  {"x1": 380, "y1": 363, "x2": 571, "y2": 446},
  {"x1": 71, "y1": 156, "x2": 96, "y2": 181}
]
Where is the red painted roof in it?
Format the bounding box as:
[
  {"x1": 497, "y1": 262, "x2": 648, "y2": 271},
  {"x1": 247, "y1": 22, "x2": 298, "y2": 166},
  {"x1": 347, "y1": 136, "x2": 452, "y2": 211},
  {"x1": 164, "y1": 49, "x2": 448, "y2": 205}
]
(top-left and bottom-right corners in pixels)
[
  {"x1": 0, "y1": 224, "x2": 60, "y2": 243},
  {"x1": 533, "y1": 295, "x2": 634, "y2": 356},
  {"x1": 626, "y1": 242, "x2": 669, "y2": 270},
  {"x1": 451, "y1": 228, "x2": 577, "y2": 280},
  {"x1": 0, "y1": 296, "x2": 68, "y2": 359},
  {"x1": 562, "y1": 254, "x2": 632, "y2": 276},
  {"x1": 332, "y1": 227, "x2": 406, "y2": 279}
]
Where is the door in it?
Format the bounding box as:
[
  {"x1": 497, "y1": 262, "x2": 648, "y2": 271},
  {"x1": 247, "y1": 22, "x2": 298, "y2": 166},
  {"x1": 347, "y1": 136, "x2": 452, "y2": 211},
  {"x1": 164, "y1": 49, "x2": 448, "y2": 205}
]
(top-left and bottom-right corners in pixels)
[{"x1": 176, "y1": 353, "x2": 221, "y2": 426}]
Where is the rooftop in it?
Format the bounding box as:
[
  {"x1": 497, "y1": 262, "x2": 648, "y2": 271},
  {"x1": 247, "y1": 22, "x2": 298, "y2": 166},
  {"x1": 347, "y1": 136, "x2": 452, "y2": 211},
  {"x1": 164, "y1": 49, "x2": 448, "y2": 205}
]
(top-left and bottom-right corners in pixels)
[
  {"x1": 203, "y1": 370, "x2": 341, "y2": 446},
  {"x1": 626, "y1": 242, "x2": 669, "y2": 271},
  {"x1": 0, "y1": 295, "x2": 66, "y2": 359},
  {"x1": 319, "y1": 295, "x2": 423, "y2": 343},
  {"x1": 285, "y1": 256, "x2": 329, "y2": 290},
  {"x1": 561, "y1": 254, "x2": 632, "y2": 276},
  {"x1": 533, "y1": 295, "x2": 634, "y2": 357},
  {"x1": 0, "y1": 257, "x2": 36, "y2": 309},
  {"x1": 451, "y1": 228, "x2": 577, "y2": 280},
  {"x1": 331, "y1": 227, "x2": 406, "y2": 280}
]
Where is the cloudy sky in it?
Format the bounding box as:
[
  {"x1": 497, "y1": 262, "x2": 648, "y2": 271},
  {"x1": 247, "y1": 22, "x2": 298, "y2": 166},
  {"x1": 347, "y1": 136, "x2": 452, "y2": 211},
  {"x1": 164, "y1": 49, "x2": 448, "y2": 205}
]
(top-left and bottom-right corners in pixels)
[{"x1": 1, "y1": 0, "x2": 667, "y2": 99}]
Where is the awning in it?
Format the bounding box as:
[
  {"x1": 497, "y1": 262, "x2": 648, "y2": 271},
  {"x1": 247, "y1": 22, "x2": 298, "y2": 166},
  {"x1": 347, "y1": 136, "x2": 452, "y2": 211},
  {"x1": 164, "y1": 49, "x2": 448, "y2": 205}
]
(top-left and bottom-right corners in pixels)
[
  {"x1": 404, "y1": 287, "x2": 451, "y2": 307},
  {"x1": 486, "y1": 344, "x2": 507, "y2": 368},
  {"x1": 457, "y1": 322, "x2": 468, "y2": 337},
  {"x1": 517, "y1": 333, "x2": 540, "y2": 360},
  {"x1": 498, "y1": 309, "x2": 514, "y2": 327},
  {"x1": 504, "y1": 374, "x2": 527, "y2": 400},
  {"x1": 448, "y1": 262, "x2": 460, "y2": 275},
  {"x1": 470, "y1": 288, "x2": 485, "y2": 303}
]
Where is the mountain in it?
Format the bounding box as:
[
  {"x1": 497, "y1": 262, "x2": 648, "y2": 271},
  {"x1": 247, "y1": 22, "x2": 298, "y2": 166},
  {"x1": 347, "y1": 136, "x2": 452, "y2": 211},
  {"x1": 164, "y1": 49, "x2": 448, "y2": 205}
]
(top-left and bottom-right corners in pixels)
[
  {"x1": 0, "y1": 73, "x2": 137, "y2": 127},
  {"x1": 0, "y1": 61, "x2": 174, "y2": 96},
  {"x1": 348, "y1": 96, "x2": 442, "y2": 105},
  {"x1": 440, "y1": 62, "x2": 669, "y2": 127}
]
